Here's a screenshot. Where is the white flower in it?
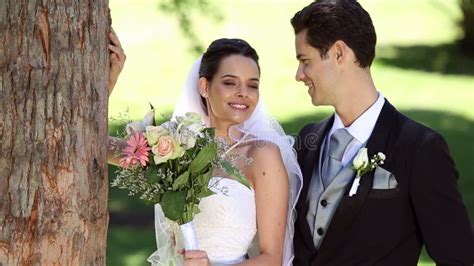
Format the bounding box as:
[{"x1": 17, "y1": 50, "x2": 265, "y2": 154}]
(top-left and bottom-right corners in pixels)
[
  {"x1": 125, "y1": 109, "x2": 155, "y2": 135},
  {"x1": 126, "y1": 121, "x2": 146, "y2": 135},
  {"x1": 142, "y1": 109, "x2": 155, "y2": 127},
  {"x1": 377, "y1": 152, "x2": 386, "y2": 161},
  {"x1": 350, "y1": 148, "x2": 387, "y2": 196},
  {"x1": 145, "y1": 126, "x2": 169, "y2": 146},
  {"x1": 353, "y1": 147, "x2": 369, "y2": 170},
  {"x1": 184, "y1": 112, "x2": 202, "y2": 123},
  {"x1": 161, "y1": 121, "x2": 178, "y2": 135},
  {"x1": 176, "y1": 129, "x2": 198, "y2": 150},
  {"x1": 186, "y1": 123, "x2": 205, "y2": 136},
  {"x1": 177, "y1": 113, "x2": 204, "y2": 134},
  {"x1": 176, "y1": 112, "x2": 200, "y2": 125}
]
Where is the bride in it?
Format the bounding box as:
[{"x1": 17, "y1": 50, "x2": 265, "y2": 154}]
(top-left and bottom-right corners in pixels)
[{"x1": 107, "y1": 31, "x2": 302, "y2": 265}]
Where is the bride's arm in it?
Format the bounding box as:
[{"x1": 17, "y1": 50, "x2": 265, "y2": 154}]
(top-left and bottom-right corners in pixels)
[
  {"x1": 238, "y1": 142, "x2": 289, "y2": 266},
  {"x1": 108, "y1": 136, "x2": 126, "y2": 166},
  {"x1": 107, "y1": 28, "x2": 127, "y2": 166}
]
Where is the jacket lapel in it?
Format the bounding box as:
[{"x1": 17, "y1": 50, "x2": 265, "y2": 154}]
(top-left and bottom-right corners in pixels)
[
  {"x1": 315, "y1": 101, "x2": 400, "y2": 262},
  {"x1": 296, "y1": 115, "x2": 334, "y2": 252}
]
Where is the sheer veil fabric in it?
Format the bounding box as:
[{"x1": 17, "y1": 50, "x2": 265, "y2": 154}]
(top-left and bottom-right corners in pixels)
[{"x1": 169, "y1": 56, "x2": 303, "y2": 265}]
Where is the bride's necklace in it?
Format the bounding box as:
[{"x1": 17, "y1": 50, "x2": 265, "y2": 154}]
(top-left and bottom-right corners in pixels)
[{"x1": 220, "y1": 132, "x2": 250, "y2": 158}]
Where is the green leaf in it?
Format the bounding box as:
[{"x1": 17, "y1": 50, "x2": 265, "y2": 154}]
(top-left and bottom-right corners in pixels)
[
  {"x1": 186, "y1": 188, "x2": 194, "y2": 200},
  {"x1": 144, "y1": 195, "x2": 160, "y2": 205},
  {"x1": 189, "y1": 143, "x2": 217, "y2": 175},
  {"x1": 196, "y1": 170, "x2": 212, "y2": 187},
  {"x1": 196, "y1": 187, "x2": 214, "y2": 198},
  {"x1": 161, "y1": 191, "x2": 186, "y2": 221},
  {"x1": 182, "y1": 203, "x2": 201, "y2": 224},
  {"x1": 172, "y1": 171, "x2": 189, "y2": 190},
  {"x1": 203, "y1": 127, "x2": 215, "y2": 138},
  {"x1": 220, "y1": 160, "x2": 251, "y2": 189},
  {"x1": 145, "y1": 166, "x2": 160, "y2": 184},
  {"x1": 166, "y1": 174, "x2": 173, "y2": 184},
  {"x1": 191, "y1": 204, "x2": 201, "y2": 216}
]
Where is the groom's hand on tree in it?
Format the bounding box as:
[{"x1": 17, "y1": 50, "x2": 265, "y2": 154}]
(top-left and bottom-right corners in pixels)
[
  {"x1": 108, "y1": 27, "x2": 126, "y2": 96},
  {"x1": 183, "y1": 250, "x2": 211, "y2": 266}
]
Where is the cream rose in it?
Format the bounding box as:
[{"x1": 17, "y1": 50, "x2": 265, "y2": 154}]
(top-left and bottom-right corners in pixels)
[
  {"x1": 152, "y1": 135, "x2": 185, "y2": 165},
  {"x1": 145, "y1": 126, "x2": 168, "y2": 146}
]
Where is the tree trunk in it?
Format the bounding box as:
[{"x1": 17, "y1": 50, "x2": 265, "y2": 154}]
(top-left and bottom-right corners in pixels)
[{"x1": 0, "y1": 1, "x2": 110, "y2": 265}]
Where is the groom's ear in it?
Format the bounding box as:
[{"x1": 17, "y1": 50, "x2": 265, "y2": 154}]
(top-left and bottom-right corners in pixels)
[
  {"x1": 332, "y1": 40, "x2": 349, "y2": 64},
  {"x1": 198, "y1": 77, "x2": 209, "y2": 98}
]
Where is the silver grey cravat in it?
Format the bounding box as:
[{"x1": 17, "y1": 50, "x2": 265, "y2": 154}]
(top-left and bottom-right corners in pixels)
[{"x1": 321, "y1": 128, "x2": 354, "y2": 188}]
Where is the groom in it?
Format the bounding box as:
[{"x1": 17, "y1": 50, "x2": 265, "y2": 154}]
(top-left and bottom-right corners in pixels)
[{"x1": 291, "y1": 1, "x2": 474, "y2": 265}]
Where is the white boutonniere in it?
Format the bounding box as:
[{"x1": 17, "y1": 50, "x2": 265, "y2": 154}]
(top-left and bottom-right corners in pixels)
[{"x1": 349, "y1": 148, "x2": 386, "y2": 196}]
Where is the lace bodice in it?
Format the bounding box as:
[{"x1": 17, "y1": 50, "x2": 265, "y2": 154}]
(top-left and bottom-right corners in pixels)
[{"x1": 194, "y1": 177, "x2": 257, "y2": 264}]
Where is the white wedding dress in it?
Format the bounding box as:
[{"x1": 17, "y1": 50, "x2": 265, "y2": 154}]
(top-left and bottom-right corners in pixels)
[{"x1": 193, "y1": 177, "x2": 257, "y2": 265}]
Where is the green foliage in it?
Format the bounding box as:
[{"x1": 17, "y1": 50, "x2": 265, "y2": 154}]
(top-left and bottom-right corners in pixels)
[
  {"x1": 459, "y1": 0, "x2": 474, "y2": 52},
  {"x1": 219, "y1": 160, "x2": 251, "y2": 189},
  {"x1": 196, "y1": 170, "x2": 214, "y2": 198},
  {"x1": 183, "y1": 202, "x2": 201, "y2": 223},
  {"x1": 196, "y1": 169, "x2": 212, "y2": 187},
  {"x1": 172, "y1": 170, "x2": 189, "y2": 190},
  {"x1": 161, "y1": 191, "x2": 186, "y2": 221},
  {"x1": 145, "y1": 166, "x2": 160, "y2": 184},
  {"x1": 189, "y1": 142, "x2": 217, "y2": 175},
  {"x1": 158, "y1": 0, "x2": 223, "y2": 55}
]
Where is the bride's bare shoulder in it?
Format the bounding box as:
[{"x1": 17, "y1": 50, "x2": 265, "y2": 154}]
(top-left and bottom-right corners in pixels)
[
  {"x1": 247, "y1": 140, "x2": 281, "y2": 157},
  {"x1": 245, "y1": 140, "x2": 288, "y2": 190},
  {"x1": 245, "y1": 140, "x2": 283, "y2": 169}
]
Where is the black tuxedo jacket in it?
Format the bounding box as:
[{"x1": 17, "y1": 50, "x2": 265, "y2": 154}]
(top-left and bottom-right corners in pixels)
[{"x1": 293, "y1": 101, "x2": 474, "y2": 265}]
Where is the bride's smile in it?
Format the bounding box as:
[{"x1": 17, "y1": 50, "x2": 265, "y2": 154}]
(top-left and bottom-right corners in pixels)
[{"x1": 228, "y1": 102, "x2": 249, "y2": 110}]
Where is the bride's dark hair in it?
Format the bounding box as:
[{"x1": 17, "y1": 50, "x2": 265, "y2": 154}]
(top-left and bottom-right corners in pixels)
[{"x1": 199, "y1": 38, "x2": 260, "y2": 81}]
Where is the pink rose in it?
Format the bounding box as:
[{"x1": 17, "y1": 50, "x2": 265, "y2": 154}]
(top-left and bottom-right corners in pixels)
[
  {"x1": 152, "y1": 136, "x2": 185, "y2": 165},
  {"x1": 153, "y1": 136, "x2": 174, "y2": 157}
]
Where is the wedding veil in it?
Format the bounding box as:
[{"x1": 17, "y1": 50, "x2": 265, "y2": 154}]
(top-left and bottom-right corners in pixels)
[{"x1": 172, "y1": 57, "x2": 303, "y2": 265}]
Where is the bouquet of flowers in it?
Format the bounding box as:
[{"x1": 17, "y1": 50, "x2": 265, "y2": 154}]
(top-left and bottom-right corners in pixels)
[{"x1": 111, "y1": 107, "x2": 249, "y2": 256}]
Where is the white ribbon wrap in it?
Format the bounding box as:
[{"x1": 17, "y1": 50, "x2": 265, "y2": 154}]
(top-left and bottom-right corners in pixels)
[
  {"x1": 147, "y1": 204, "x2": 184, "y2": 266},
  {"x1": 180, "y1": 221, "x2": 199, "y2": 250}
]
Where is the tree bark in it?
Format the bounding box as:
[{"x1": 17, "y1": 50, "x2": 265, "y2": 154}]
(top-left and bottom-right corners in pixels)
[{"x1": 0, "y1": 1, "x2": 110, "y2": 265}]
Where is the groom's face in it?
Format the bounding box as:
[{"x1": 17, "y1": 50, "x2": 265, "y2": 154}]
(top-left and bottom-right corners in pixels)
[{"x1": 295, "y1": 30, "x2": 339, "y2": 106}]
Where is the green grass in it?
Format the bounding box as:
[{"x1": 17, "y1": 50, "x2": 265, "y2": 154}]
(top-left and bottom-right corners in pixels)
[
  {"x1": 107, "y1": 0, "x2": 473, "y2": 265},
  {"x1": 107, "y1": 226, "x2": 156, "y2": 266}
]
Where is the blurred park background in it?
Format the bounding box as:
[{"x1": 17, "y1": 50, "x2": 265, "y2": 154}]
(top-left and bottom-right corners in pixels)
[{"x1": 106, "y1": 0, "x2": 474, "y2": 265}]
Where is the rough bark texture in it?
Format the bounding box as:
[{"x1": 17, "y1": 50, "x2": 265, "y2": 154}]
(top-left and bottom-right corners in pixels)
[{"x1": 0, "y1": 0, "x2": 110, "y2": 265}]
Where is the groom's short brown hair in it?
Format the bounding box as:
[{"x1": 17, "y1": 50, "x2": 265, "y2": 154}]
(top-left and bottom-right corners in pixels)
[{"x1": 291, "y1": 0, "x2": 376, "y2": 68}]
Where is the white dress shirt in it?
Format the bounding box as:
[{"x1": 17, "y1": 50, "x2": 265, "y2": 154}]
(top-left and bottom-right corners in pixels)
[{"x1": 324, "y1": 92, "x2": 385, "y2": 167}]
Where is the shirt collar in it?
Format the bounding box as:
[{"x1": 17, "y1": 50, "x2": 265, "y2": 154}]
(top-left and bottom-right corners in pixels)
[{"x1": 329, "y1": 92, "x2": 385, "y2": 144}]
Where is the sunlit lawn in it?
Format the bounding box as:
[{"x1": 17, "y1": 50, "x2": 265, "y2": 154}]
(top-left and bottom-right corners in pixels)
[{"x1": 107, "y1": 0, "x2": 473, "y2": 265}]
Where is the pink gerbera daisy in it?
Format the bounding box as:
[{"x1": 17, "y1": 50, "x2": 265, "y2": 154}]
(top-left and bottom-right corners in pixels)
[{"x1": 120, "y1": 132, "x2": 151, "y2": 168}]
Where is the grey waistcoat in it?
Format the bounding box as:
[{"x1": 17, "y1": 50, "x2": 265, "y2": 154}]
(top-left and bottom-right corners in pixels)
[{"x1": 306, "y1": 136, "x2": 356, "y2": 249}]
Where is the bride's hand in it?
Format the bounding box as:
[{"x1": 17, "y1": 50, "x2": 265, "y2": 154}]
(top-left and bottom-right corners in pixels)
[
  {"x1": 182, "y1": 250, "x2": 211, "y2": 266},
  {"x1": 108, "y1": 27, "x2": 126, "y2": 96}
]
